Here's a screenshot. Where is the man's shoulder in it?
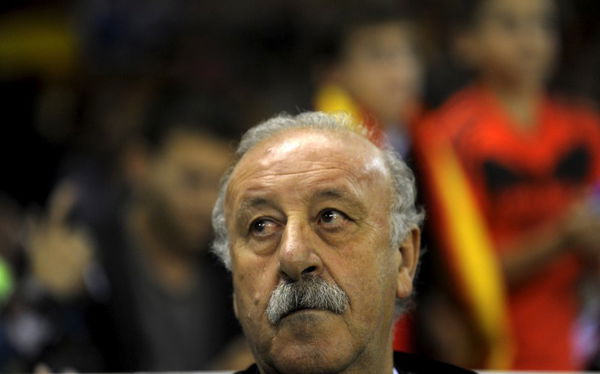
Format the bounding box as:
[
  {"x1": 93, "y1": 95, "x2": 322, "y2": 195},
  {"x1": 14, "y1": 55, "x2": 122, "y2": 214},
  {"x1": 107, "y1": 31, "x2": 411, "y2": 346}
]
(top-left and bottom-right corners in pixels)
[{"x1": 394, "y1": 351, "x2": 476, "y2": 374}]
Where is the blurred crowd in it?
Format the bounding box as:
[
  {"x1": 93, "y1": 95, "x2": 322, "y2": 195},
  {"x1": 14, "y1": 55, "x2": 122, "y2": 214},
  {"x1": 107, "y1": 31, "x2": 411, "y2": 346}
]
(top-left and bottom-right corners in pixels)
[{"x1": 0, "y1": 0, "x2": 599, "y2": 372}]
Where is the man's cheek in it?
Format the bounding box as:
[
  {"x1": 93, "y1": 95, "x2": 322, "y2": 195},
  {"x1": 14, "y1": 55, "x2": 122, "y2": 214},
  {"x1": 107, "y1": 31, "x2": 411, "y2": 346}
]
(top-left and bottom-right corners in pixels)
[
  {"x1": 235, "y1": 272, "x2": 265, "y2": 319},
  {"x1": 233, "y1": 284, "x2": 253, "y2": 324}
]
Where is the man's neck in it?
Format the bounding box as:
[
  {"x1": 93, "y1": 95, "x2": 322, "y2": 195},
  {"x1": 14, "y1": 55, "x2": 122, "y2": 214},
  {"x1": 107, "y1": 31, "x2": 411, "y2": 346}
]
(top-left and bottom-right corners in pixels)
[{"x1": 127, "y1": 204, "x2": 197, "y2": 294}]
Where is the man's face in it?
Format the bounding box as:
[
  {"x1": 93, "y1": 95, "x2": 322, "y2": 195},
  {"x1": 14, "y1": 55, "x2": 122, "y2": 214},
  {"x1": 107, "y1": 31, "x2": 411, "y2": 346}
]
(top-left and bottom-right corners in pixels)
[
  {"x1": 225, "y1": 129, "x2": 419, "y2": 373},
  {"x1": 144, "y1": 130, "x2": 231, "y2": 251},
  {"x1": 335, "y1": 22, "x2": 422, "y2": 127},
  {"x1": 464, "y1": 0, "x2": 557, "y2": 87}
]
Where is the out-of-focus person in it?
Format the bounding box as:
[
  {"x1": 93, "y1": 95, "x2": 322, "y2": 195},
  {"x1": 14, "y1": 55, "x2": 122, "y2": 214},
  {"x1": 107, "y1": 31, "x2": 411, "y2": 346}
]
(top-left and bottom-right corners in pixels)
[
  {"x1": 311, "y1": 0, "x2": 422, "y2": 156},
  {"x1": 413, "y1": 0, "x2": 600, "y2": 370},
  {"x1": 14, "y1": 86, "x2": 245, "y2": 372}
]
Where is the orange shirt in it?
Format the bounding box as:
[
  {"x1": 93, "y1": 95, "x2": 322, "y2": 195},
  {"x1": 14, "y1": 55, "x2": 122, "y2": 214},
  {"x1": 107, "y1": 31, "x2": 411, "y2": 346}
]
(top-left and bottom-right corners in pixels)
[{"x1": 414, "y1": 85, "x2": 600, "y2": 370}]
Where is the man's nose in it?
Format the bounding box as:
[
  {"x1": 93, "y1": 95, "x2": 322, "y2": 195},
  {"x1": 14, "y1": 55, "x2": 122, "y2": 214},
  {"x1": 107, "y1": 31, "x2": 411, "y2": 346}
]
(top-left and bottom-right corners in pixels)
[{"x1": 278, "y1": 220, "x2": 323, "y2": 281}]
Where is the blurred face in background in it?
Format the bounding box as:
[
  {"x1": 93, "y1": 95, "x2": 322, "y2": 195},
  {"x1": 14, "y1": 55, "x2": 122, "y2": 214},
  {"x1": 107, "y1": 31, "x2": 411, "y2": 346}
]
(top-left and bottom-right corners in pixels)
[
  {"x1": 458, "y1": 0, "x2": 558, "y2": 89},
  {"x1": 333, "y1": 21, "x2": 422, "y2": 127},
  {"x1": 141, "y1": 129, "x2": 232, "y2": 252}
]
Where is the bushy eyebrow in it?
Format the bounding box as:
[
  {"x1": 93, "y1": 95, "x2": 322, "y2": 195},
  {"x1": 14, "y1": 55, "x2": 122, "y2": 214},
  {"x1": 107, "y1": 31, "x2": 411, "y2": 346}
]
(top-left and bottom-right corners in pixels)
[
  {"x1": 312, "y1": 188, "x2": 367, "y2": 216},
  {"x1": 314, "y1": 189, "x2": 344, "y2": 200},
  {"x1": 312, "y1": 188, "x2": 354, "y2": 204},
  {"x1": 235, "y1": 197, "x2": 273, "y2": 225}
]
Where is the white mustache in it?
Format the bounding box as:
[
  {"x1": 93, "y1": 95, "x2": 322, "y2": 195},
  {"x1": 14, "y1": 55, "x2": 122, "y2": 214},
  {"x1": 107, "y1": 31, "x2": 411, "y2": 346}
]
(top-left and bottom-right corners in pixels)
[{"x1": 266, "y1": 275, "x2": 350, "y2": 325}]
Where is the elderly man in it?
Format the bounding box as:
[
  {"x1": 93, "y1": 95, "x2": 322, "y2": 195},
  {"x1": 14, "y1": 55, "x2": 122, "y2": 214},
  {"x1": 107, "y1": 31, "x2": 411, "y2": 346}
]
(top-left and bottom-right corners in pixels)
[{"x1": 211, "y1": 112, "x2": 474, "y2": 374}]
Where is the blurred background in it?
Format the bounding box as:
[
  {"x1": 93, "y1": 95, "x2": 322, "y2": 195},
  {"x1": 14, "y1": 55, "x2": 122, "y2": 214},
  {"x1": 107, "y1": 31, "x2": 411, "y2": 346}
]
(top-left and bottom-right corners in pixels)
[{"x1": 0, "y1": 0, "x2": 599, "y2": 372}]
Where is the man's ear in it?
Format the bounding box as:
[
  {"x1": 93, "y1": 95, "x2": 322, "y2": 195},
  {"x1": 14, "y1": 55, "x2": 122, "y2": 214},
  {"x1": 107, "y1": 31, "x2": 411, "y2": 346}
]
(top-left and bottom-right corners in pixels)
[{"x1": 396, "y1": 227, "x2": 421, "y2": 299}]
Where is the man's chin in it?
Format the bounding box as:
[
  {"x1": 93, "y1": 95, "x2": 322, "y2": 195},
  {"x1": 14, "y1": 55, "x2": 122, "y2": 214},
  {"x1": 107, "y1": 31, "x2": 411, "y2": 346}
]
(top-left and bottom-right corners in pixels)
[
  {"x1": 266, "y1": 315, "x2": 357, "y2": 374},
  {"x1": 268, "y1": 342, "x2": 354, "y2": 374}
]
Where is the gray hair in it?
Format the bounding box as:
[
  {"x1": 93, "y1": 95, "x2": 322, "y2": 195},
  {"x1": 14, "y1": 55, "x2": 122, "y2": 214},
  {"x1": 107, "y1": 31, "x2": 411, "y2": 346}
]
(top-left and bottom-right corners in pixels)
[{"x1": 211, "y1": 111, "x2": 424, "y2": 270}]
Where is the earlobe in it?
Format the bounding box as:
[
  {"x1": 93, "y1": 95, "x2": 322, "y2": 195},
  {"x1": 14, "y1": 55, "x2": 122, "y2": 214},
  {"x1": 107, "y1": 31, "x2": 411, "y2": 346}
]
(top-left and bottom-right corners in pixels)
[{"x1": 396, "y1": 227, "x2": 421, "y2": 299}]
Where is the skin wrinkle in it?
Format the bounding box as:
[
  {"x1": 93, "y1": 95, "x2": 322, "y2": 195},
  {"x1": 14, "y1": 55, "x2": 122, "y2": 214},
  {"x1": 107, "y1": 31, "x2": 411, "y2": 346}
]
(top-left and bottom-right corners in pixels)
[
  {"x1": 229, "y1": 165, "x2": 370, "y2": 209},
  {"x1": 234, "y1": 131, "x2": 384, "y2": 180},
  {"x1": 236, "y1": 188, "x2": 369, "y2": 242},
  {"x1": 228, "y1": 167, "x2": 375, "y2": 216},
  {"x1": 230, "y1": 172, "x2": 370, "y2": 230},
  {"x1": 232, "y1": 180, "x2": 374, "y2": 260},
  {"x1": 235, "y1": 185, "x2": 367, "y2": 224}
]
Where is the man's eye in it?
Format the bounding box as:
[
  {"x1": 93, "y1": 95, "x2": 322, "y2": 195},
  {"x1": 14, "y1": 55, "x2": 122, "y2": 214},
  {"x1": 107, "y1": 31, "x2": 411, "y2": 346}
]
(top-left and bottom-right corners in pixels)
[
  {"x1": 318, "y1": 209, "x2": 349, "y2": 228},
  {"x1": 249, "y1": 218, "x2": 279, "y2": 237}
]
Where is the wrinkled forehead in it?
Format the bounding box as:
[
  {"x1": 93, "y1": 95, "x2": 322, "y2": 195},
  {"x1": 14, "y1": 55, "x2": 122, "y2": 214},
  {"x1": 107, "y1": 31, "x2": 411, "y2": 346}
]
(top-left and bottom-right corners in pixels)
[{"x1": 226, "y1": 128, "x2": 390, "y2": 203}]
